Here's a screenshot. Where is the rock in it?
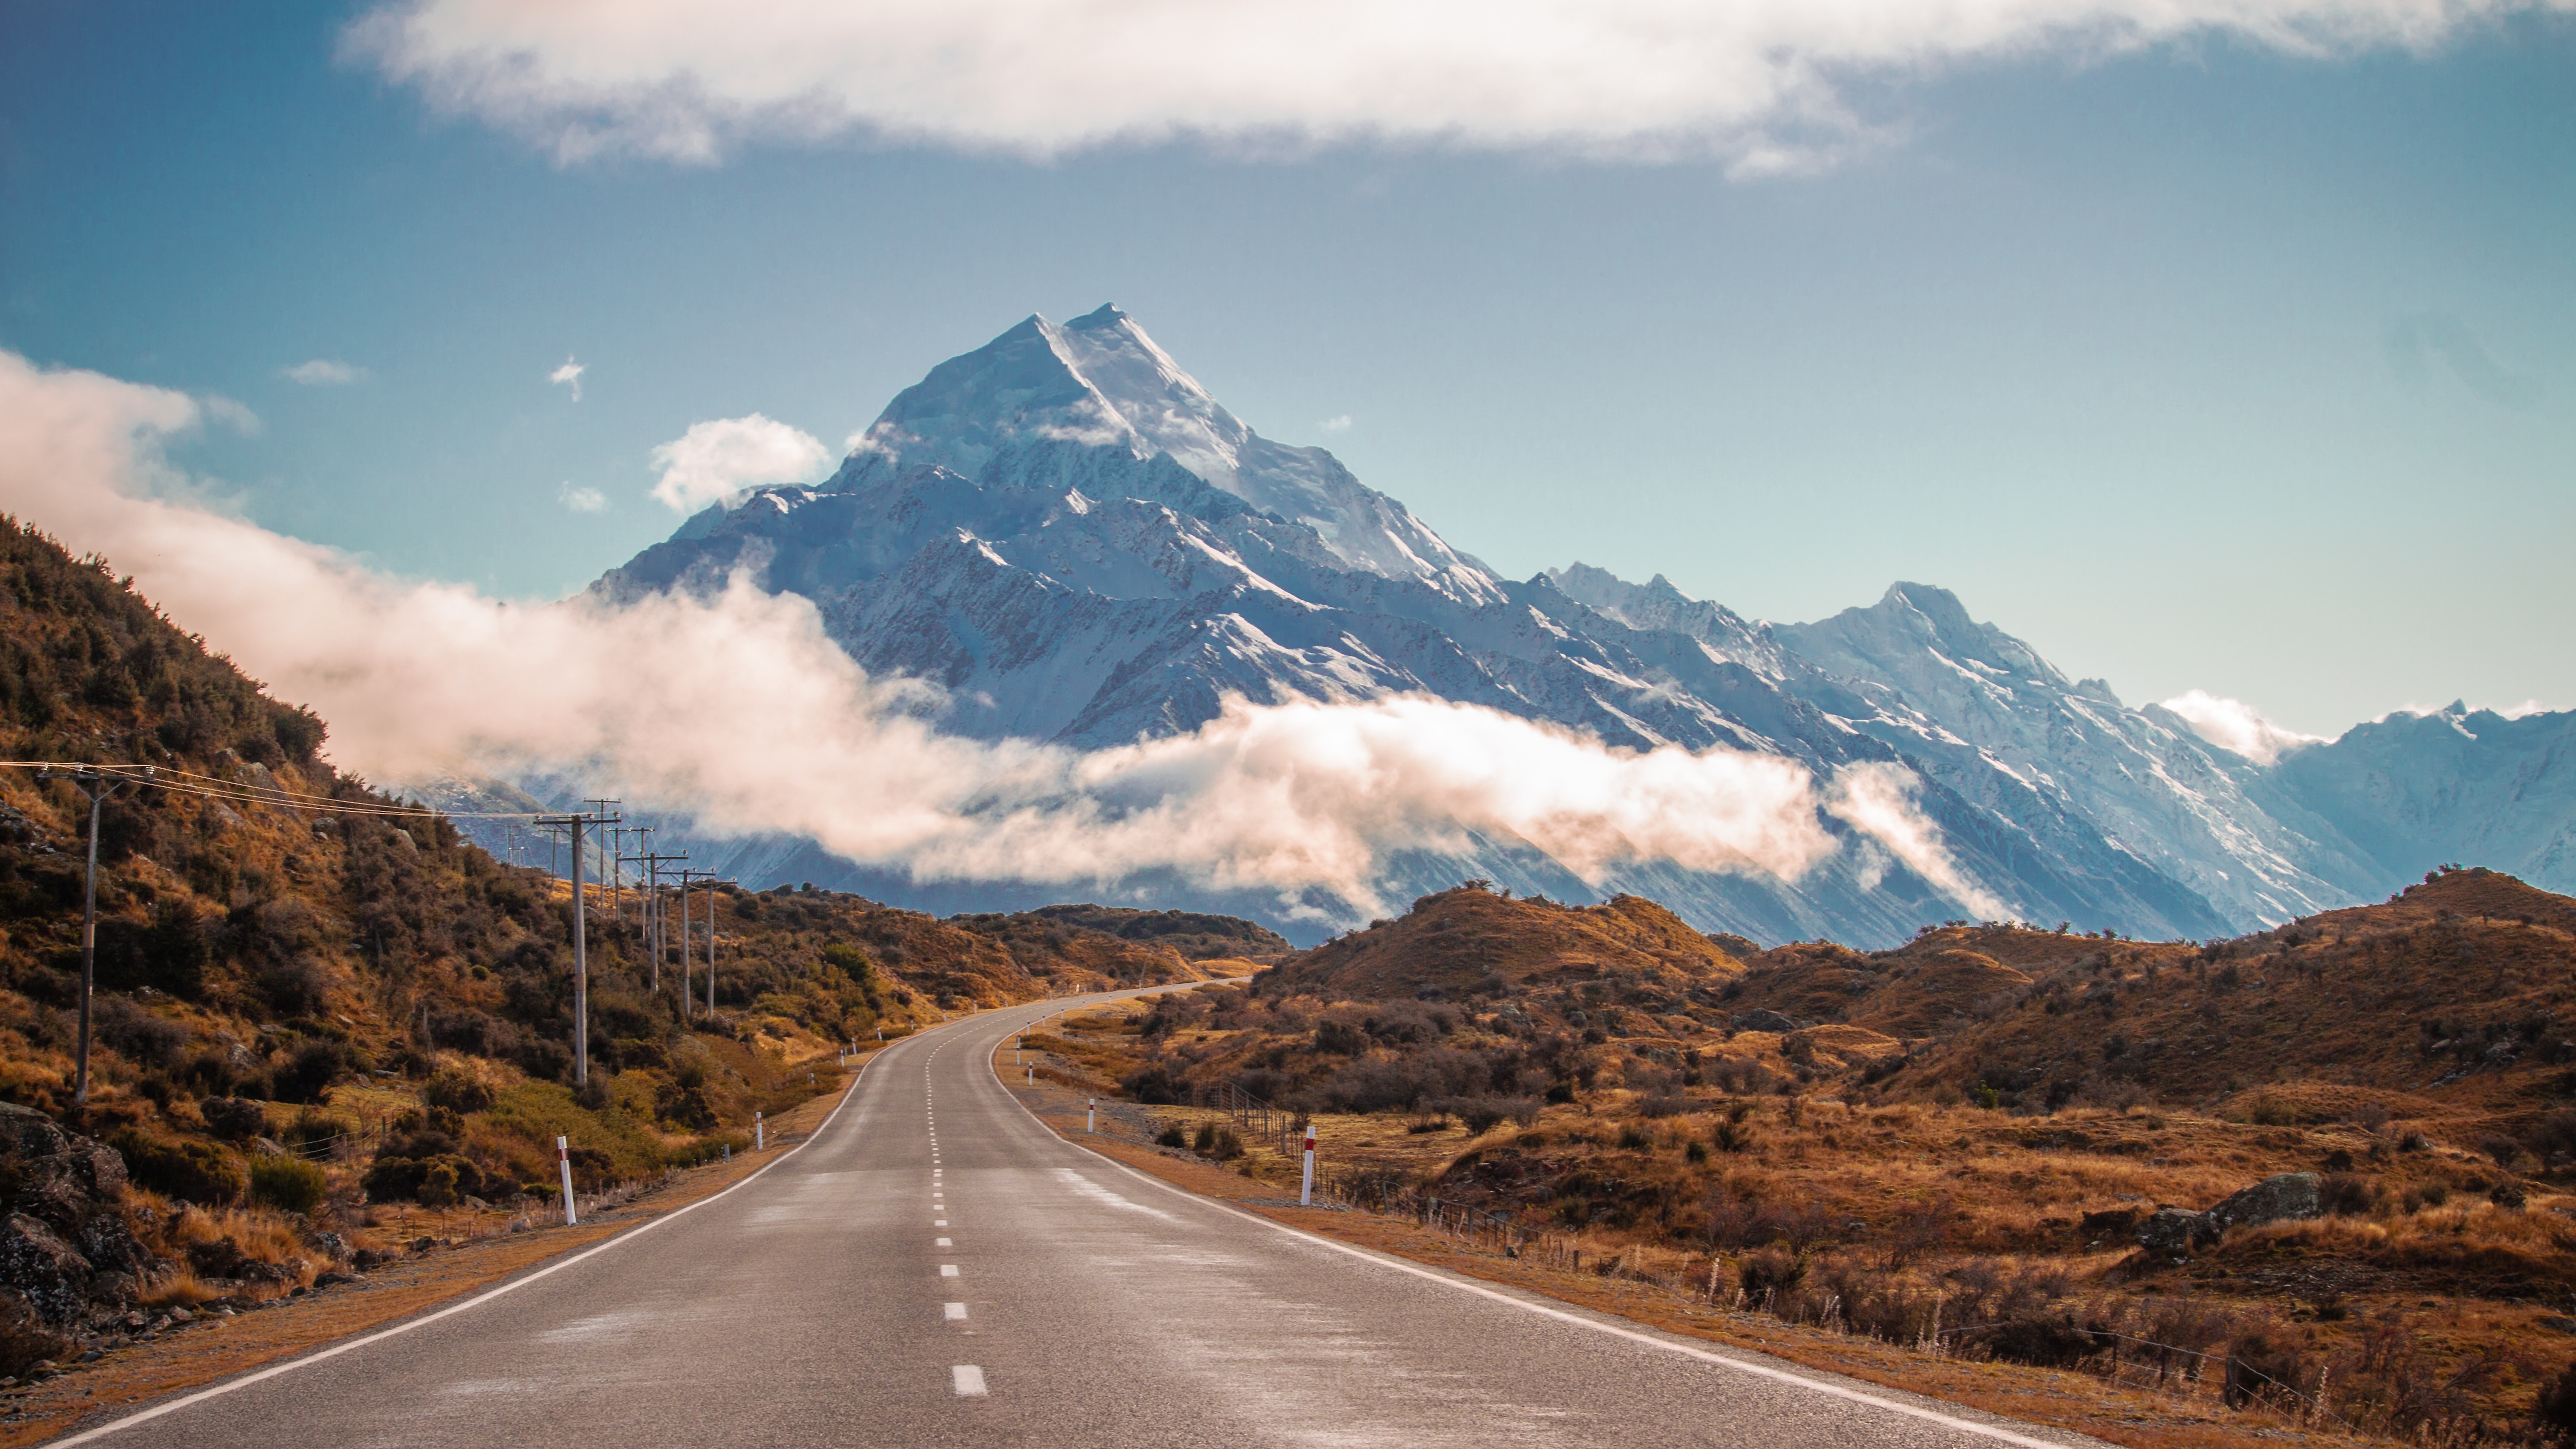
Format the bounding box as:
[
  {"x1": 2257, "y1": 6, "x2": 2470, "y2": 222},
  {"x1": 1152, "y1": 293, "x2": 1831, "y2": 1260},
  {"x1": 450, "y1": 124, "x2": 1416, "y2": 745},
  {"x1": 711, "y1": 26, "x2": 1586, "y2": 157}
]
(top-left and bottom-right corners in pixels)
[
  {"x1": 0, "y1": 1215, "x2": 93, "y2": 1326},
  {"x1": 2541, "y1": 1315, "x2": 2576, "y2": 1334},
  {"x1": 75, "y1": 1348, "x2": 98, "y2": 1363},
  {"x1": 0, "y1": 1105, "x2": 157, "y2": 1329},
  {"x1": 2204, "y1": 1173, "x2": 2323, "y2": 1234},
  {"x1": 2137, "y1": 1207, "x2": 2216, "y2": 1255},
  {"x1": 1733, "y1": 1009, "x2": 1800, "y2": 1034},
  {"x1": 409, "y1": 1236, "x2": 436, "y2": 1254},
  {"x1": 166, "y1": 1307, "x2": 191, "y2": 1324},
  {"x1": 312, "y1": 1272, "x2": 356, "y2": 1288},
  {"x1": 309, "y1": 1232, "x2": 347, "y2": 1262},
  {"x1": 351, "y1": 1248, "x2": 393, "y2": 1271}
]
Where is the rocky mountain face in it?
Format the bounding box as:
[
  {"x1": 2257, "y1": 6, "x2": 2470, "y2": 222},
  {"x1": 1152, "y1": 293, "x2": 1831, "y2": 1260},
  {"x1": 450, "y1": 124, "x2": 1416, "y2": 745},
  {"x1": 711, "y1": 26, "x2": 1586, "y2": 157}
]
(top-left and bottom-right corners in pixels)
[{"x1": 554, "y1": 306, "x2": 2571, "y2": 948}]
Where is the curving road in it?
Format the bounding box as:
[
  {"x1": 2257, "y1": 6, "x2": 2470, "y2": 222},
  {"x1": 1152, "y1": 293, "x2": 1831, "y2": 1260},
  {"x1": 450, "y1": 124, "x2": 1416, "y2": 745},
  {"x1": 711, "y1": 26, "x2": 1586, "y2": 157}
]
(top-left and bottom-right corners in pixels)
[{"x1": 59, "y1": 989, "x2": 2100, "y2": 1448}]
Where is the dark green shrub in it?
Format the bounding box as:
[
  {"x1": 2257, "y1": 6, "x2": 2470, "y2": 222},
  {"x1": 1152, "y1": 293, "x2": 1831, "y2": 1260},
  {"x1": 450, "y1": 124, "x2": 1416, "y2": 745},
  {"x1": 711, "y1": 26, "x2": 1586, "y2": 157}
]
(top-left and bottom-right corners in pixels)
[
  {"x1": 274, "y1": 1040, "x2": 348, "y2": 1103},
  {"x1": 361, "y1": 1151, "x2": 487, "y2": 1204},
  {"x1": 1155, "y1": 1125, "x2": 1187, "y2": 1148},
  {"x1": 198, "y1": 1096, "x2": 268, "y2": 1141},
  {"x1": 248, "y1": 1156, "x2": 328, "y2": 1215},
  {"x1": 111, "y1": 1131, "x2": 245, "y2": 1205},
  {"x1": 1738, "y1": 1247, "x2": 1805, "y2": 1300},
  {"x1": 422, "y1": 1072, "x2": 494, "y2": 1116}
]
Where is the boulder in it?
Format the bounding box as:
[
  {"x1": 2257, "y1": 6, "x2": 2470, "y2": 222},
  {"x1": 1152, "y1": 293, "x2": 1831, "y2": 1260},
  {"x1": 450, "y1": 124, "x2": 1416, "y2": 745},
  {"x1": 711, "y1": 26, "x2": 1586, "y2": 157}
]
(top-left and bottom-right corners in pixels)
[
  {"x1": 2137, "y1": 1207, "x2": 2216, "y2": 1255},
  {"x1": 2135, "y1": 1173, "x2": 2324, "y2": 1257},
  {"x1": 0, "y1": 1215, "x2": 91, "y2": 1325},
  {"x1": 2204, "y1": 1173, "x2": 2322, "y2": 1234},
  {"x1": 1733, "y1": 1009, "x2": 1800, "y2": 1034}
]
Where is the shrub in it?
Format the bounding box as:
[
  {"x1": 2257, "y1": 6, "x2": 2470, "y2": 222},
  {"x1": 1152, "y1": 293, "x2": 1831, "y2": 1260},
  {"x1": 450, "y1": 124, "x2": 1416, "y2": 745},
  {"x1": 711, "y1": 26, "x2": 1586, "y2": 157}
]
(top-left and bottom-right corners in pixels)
[
  {"x1": 248, "y1": 1156, "x2": 328, "y2": 1215},
  {"x1": 362, "y1": 1151, "x2": 489, "y2": 1203},
  {"x1": 111, "y1": 1132, "x2": 245, "y2": 1205},
  {"x1": 423, "y1": 1071, "x2": 495, "y2": 1116},
  {"x1": 2532, "y1": 1363, "x2": 2576, "y2": 1443},
  {"x1": 1155, "y1": 1125, "x2": 1187, "y2": 1148},
  {"x1": 1739, "y1": 1247, "x2": 1805, "y2": 1300},
  {"x1": 273, "y1": 1040, "x2": 348, "y2": 1104},
  {"x1": 2319, "y1": 1173, "x2": 2381, "y2": 1217},
  {"x1": 198, "y1": 1096, "x2": 269, "y2": 1141},
  {"x1": 1190, "y1": 1123, "x2": 1243, "y2": 1160},
  {"x1": 2491, "y1": 1180, "x2": 2529, "y2": 1210}
]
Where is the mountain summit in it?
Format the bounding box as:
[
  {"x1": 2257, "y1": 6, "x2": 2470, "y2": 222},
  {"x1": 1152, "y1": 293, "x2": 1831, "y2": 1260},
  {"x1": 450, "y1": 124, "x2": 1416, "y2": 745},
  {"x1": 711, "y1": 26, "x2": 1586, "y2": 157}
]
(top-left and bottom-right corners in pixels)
[
  {"x1": 575, "y1": 308, "x2": 2576, "y2": 945},
  {"x1": 829, "y1": 305, "x2": 1500, "y2": 603}
]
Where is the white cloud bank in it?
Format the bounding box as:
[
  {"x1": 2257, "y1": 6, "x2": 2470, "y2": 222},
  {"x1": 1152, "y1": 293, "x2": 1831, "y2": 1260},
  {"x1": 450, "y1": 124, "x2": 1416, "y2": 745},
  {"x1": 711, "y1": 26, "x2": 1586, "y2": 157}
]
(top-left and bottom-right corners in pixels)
[
  {"x1": 2159, "y1": 689, "x2": 2330, "y2": 766},
  {"x1": 0, "y1": 347, "x2": 1998, "y2": 921},
  {"x1": 649, "y1": 414, "x2": 829, "y2": 512},
  {"x1": 346, "y1": 0, "x2": 2563, "y2": 169},
  {"x1": 559, "y1": 482, "x2": 608, "y2": 514},
  {"x1": 549, "y1": 356, "x2": 585, "y2": 401}
]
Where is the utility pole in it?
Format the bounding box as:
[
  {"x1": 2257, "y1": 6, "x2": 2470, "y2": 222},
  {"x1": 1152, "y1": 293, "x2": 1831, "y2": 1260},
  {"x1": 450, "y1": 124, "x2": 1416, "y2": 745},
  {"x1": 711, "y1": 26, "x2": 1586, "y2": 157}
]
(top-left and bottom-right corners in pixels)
[
  {"x1": 677, "y1": 869, "x2": 713, "y2": 1017},
  {"x1": 707, "y1": 880, "x2": 723, "y2": 1017},
  {"x1": 622, "y1": 847, "x2": 686, "y2": 992},
  {"x1": 36, "y1": 765, "x2": 148, "y2": 1107},
  {"x1": 543, "y1": 803, "x2": 619, "y2": 1087}
]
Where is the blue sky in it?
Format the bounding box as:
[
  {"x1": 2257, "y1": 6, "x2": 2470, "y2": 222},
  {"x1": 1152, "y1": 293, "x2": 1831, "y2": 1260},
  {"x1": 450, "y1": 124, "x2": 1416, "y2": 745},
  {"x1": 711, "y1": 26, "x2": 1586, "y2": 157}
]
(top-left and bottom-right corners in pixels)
[{"x1": 1, "y1": 0, "x2": 2570, "y2": 736}]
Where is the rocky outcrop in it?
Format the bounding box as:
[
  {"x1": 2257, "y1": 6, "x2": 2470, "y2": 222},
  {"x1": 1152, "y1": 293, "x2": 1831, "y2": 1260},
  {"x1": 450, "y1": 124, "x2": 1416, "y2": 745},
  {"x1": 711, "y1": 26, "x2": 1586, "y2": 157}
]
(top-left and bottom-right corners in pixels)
[
  {"x1": 2136, "y1": 1173, "x2": 2324, "y2": 1257},
  {"x1": 0, "y1": 1104, "x2": 158, "y2": 1332}
]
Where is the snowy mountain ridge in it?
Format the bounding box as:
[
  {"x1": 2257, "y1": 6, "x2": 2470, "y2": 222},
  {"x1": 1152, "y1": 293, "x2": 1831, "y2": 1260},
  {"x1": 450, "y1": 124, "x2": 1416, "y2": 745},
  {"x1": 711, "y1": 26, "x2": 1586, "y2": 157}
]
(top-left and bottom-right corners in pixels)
[{"x1": 506, "y1": 306, "x2": 2576, "y2": 946}]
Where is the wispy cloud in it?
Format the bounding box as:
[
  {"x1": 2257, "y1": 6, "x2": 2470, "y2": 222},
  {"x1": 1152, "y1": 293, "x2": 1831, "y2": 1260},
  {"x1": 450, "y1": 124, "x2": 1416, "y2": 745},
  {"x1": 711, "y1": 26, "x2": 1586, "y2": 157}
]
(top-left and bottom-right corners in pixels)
[
  {"x1": 282, "y1": 359, "x2": 368, "y2": 387},
  {"x1": 558, "y1": 482, "x2": 608, "y2": 514},
  {"x1": 549, "y1": 356, "x2": 585, "y2": 402},
  {"x1": 649, "y1": 414, "x2": 830, "y2": 512},
  {"x1": 346, "y1": 0, "x2": 2559, "y2": 172},
  {"x1": 2159, "y1": 689, "x2": 2331, "y2": 765},
  {"x1": 2383, "y1": 313, "x2": 2542, "y2": 410},
  {"x1": 1316, "y1": 414, "x2": 1353, "y2": 434},
  {"x1": 0, "y1": 345, "x2": 1999, "y2": 923}
]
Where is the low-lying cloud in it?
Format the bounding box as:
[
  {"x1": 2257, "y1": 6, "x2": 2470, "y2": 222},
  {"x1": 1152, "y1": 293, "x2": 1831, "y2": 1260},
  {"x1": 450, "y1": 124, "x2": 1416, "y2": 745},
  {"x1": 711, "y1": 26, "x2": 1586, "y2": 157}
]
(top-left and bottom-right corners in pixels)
[
  {"x1": 0, "y1": 347, "x2": 1998, "y2": 921},
  {"x1": 2159, "y1": 689, "x2": 2330, "y2": 766},
  {"x1": 649, "y1": 414, "x2": 830, "y2": 512},
  {"x1": 347, "y1": 0, "x2": 2558, "y2": 170}
]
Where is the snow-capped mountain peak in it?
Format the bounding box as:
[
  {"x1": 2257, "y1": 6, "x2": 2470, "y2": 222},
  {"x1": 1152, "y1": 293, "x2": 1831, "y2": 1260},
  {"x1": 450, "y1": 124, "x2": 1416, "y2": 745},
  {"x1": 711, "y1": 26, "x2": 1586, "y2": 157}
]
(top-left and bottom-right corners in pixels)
[{"x1": 833, "y1": 305, "x2": 1502, "y2": 604}]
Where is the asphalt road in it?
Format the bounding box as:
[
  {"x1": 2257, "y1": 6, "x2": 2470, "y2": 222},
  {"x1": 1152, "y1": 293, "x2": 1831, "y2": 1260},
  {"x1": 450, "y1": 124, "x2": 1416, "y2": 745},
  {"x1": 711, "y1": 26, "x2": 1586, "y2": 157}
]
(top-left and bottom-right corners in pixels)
[{"x1": 61, "y1": 989, "x2": 2101, "y2": 1448}]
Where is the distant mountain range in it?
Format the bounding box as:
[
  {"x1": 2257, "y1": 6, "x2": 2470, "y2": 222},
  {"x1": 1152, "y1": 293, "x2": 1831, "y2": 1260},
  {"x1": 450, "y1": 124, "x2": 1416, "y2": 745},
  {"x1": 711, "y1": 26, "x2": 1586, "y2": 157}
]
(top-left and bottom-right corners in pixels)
[{"x1": 424, "y1": 305, "x2": 2576, "y2": 946}]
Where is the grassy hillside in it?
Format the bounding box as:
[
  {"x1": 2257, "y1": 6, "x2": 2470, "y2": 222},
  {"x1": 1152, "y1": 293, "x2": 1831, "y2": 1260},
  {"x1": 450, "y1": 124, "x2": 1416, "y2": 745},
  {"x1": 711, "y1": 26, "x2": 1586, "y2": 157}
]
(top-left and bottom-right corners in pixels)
[
  {"x1": 0, "y1": 519, "x2": 1259, "y2": 1373},
  {"x1": 1073, "y1": 871, "x2": 2576, "y2": 1443}
]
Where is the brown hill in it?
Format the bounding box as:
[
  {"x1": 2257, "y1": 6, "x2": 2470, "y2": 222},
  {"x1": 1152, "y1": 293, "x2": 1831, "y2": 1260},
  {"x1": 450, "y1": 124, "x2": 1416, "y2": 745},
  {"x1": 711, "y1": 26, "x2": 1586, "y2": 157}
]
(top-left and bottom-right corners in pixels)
[{"x1": 1264, "y1": 886, "x2": 1744, "y2": 1003}]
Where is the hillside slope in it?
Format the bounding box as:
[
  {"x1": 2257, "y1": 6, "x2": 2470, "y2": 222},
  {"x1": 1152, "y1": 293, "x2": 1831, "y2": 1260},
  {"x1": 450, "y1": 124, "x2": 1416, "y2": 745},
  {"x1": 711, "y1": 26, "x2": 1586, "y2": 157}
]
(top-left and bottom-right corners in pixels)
[{"x1": 0, "y1": 520, "x2": 1257, "y2": 1374}]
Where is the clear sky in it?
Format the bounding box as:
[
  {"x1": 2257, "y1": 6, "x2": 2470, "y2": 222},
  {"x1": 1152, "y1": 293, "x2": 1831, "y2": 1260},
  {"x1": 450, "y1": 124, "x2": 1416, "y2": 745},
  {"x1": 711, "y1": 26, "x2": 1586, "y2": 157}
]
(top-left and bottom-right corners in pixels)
[{"x1": 2, "y1": 0, "x2": 2569, "y2": 737}]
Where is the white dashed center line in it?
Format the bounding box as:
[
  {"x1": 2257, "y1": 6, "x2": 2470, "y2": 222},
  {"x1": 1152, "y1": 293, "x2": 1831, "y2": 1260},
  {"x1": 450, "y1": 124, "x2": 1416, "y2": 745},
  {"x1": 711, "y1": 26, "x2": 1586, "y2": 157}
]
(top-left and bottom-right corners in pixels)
[
  {"x1": 952, "y1": 1365, "x2": 987, "y2": 1397},
  {"x1": 945, "y1": 1302, "x2": 966, "y2": 1321},
  {"x1": 940, "y1": 1264, "x2": 960, "y2": 1277},
  {"x1": 934, "y1": 1219, "x2": 947, "y2": 1226},
  {"x1": 935, "y1": 1237, "x2": 952, "y2": 1247}
]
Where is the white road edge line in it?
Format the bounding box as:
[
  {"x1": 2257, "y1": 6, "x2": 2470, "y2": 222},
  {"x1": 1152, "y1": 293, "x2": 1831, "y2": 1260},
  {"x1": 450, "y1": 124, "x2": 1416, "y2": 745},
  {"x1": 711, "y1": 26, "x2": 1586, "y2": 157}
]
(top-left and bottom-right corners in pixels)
[
  {"x1": 982, "y1": 1001, "x2": 2096, "y2": 1449},
  {"x1": 50, "y1": 1017, "x2": 920, "y2": 1448}
]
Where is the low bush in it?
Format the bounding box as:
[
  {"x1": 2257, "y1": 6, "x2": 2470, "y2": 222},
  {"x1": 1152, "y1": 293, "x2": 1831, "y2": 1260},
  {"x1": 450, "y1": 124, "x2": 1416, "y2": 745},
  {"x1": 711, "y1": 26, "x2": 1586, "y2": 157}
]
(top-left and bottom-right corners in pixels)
[
  {"x1": 423, "y1": 1071, "x2": 495, "y2": 1115},
  {"x1": 111, "y1": 1131, "x2": 245, "y2": 1205},
  {"x1": 247, "y1": 1156, "x2": 328, "y2": 1215}
]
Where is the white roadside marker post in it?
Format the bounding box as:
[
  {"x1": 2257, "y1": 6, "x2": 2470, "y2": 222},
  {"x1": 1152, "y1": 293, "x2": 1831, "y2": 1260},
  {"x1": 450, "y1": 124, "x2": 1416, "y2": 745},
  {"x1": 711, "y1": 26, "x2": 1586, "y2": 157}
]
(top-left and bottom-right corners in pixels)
[
  {"x1": 1087, "y1": 1099, "x2": 1095, "y2": 1134},
  {"x1": 557, "y1": 1136, "x2": 578, "y2": 1225},
  {"x1": 755, "y1": 1111, "x2": 765, "y2": 1150},
  {"x1": 1300, "y1": 1124, "x2": 1317, "y2": 1207}
]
